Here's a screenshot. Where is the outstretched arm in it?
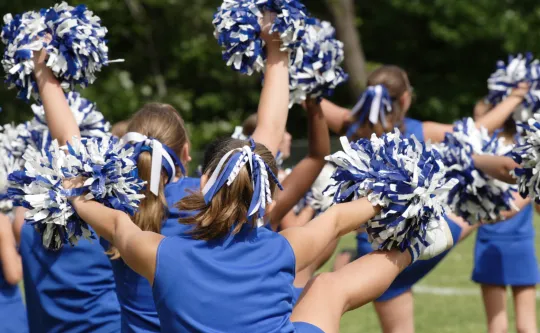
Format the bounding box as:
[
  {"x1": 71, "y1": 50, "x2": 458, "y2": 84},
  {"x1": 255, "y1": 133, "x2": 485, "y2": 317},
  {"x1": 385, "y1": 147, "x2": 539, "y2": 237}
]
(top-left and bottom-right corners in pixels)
[
  {"x1": 281, "y1": 198, "x2": 379, "y2": 272},
  {"x1": 71, "y1": 197, "x2": 163, "y2": 284},
  {"x1": 33, "y1": 48, "x2": 80, "y2": 145},
  {"x1": 271, "y1": 100, "x2": 330, "y2": 225},
  {"x1": 473, "y1": 155, "x2": 518, "y2": 184},
  {"x1": 280, "y1": 206, "x2": 315, "y2": 230},
  {"x1": 251, "y1": 13, "x2": 290, "y2": 156},
  {"x1": 0, "y1": 214, "x2": 22, "y2": 285}
]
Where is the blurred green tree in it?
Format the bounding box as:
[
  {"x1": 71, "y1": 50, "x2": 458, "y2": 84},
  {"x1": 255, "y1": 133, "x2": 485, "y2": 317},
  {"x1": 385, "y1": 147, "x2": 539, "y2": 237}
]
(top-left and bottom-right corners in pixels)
[{"x1": 0, "y1": 0, "x2": 538, "y2": 153}]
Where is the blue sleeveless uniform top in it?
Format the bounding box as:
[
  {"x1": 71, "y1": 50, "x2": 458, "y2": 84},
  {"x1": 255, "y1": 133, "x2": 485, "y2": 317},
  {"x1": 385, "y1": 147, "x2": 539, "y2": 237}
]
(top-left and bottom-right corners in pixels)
[
  {"x1": 403, "y1": 117, "x2": 424, "y2": 141},
  {"x1": 109, "y1": 177, "x2": 200, "y2": 333},
  {"x1": 20, "y1": 225, "x2": 120, "y2": 333},
  {"x1": 477, "y1": 203, "x2": 534, "y2": 241},
  {"x1": 153, "y1": 225, "x2": 297, "y2": 332},
  {"x1": 0, "y1": 266, "x2": 28, "y2": 333}
]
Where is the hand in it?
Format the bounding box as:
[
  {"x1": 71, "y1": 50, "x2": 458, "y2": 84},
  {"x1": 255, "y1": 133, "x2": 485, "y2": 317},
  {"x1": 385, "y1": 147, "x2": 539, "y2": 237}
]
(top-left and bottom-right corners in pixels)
[
  {"x1": 32, "y1": 34, "x2": 52, "y2": 68},
  {"x1": 509, "y1": 82, "x2": 530, "y2": 99},
  {"x1": 473, "y1": 155, "x2": 518, "y2": 184},
  {"x1": 62, "y1": 176, "x2": 86, "y2": 191},
  {"x1": 260, "y1": 11, "x2": 280, "y2": 48}
]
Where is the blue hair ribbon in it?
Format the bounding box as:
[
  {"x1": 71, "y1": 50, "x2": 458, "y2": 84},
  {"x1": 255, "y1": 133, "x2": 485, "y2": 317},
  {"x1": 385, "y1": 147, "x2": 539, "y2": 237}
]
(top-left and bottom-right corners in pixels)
[
  {"x1": 202, "y1": 138, "x2": 283, "y2": 226},
  {"x1": 122, "y1": 132, "x2": 185, "y2": 196},
  {"x1": 346, "y1": 85, "x2": 393, "y2": 139}
]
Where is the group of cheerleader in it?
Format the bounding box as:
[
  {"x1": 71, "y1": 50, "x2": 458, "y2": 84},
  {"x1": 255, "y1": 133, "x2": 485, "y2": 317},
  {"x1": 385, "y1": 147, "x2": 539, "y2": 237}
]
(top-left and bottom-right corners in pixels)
[{"x1": 0, "y1": 1, "x2": 538, "y2": 333}]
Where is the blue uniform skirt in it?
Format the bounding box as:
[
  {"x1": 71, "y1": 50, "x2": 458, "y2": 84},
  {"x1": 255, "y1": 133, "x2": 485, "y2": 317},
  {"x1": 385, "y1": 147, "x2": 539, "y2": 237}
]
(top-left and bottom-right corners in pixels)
[
  {"x1": 293, "y1": 322, "x2": 325, "y2": 333},
  {"x1": 472, "y1": 236, "x2": 539, "y2": 286},
  {"x1": 357, "y1": 217, "x2": 463, "y2": 302}
]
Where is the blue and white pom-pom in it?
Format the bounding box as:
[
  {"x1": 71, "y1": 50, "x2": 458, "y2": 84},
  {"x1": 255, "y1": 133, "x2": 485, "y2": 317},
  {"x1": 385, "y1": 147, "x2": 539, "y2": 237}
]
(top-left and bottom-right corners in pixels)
[
  {"x1": 65, "y1": 136, "x2": 145, "y2": 215},
  {"x1": 8, "y1": 136, "x2": 145, "y2": 250},
  {"x1": 511, "y1": 114, "x2": 540, "y2": 202},
  {"x1": 437, "y1": 118, "x2": 517, "y2": 223},
  {"x1": 325, "y1": 130, "x2": 458, "y2": 251},
  {"x1": 212, "y1": 0, "x2": 309, "y2": 75},
  {"x1": 288, "y1": 20, "x2": 347, "y2": 106},
  {"x1": 487, "y1": 53, "x2": 540, "y2": 120},
  {"x1": 30, "y1": 92, "x2": 111, "y2": 138},
  {"x1": 294, "y1": 163, "x2": 335, "y2": 215},
  {"x1": 438, "y1": 119, "x2": 516, "y2": 223},
  {"x1": 1, "y1": 2, "x2": 121, "y2": 101},
  {"x1": 0, "y1": 147, "x2": 17, "y2": 212},
  {"x1": 7, "y1": 142, "x2": 90, "y2": 250}
]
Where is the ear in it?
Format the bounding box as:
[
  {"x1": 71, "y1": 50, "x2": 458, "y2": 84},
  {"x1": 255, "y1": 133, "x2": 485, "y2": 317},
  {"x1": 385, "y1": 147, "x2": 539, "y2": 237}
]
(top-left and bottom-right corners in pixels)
[
  {"x1": 200, "y1": 174, "x2": 209, "y2": 191},
  {"x1": 181, "y1": 142, "x2": 192, "y2": 164}
]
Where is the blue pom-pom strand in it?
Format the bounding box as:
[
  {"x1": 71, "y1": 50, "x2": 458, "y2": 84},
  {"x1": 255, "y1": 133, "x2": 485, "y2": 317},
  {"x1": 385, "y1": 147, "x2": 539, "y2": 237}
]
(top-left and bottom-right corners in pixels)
[
  {"x1": 346, "y1": 85, "x2": 393, "y2": 139},
  {"x1": 437, "y1": 118, "x2": 517, "y2": 223},
  {"x1": 212, "y1": 0, "x2": 309, "y2": 75},
  {"x1": 1, "y1": 2, "x2": 122, "y2": 102},
  {"x1": 487, "y1": 53, "x2": 540, "y2": 120},
  {"x1": 288, "y1": 19, "x2": 348, "y2": 107},
  {"x1": 325, "y1": 130, "x2": 458, "y2": 252}
]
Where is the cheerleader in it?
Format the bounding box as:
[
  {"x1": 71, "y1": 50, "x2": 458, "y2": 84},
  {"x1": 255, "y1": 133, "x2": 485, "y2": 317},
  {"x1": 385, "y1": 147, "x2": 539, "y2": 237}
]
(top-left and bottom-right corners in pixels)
[
  {"x1": 472, "y1": 99, "x2": 539, "y2": 333},
  {"x1": 43, "y1": 18, "x2": 457, "y2": 333},
  {"x1": 31, "y1": 50, "x2": 199, "y2": 332},
  {"x1": 0, "y1": 213, "x2": 27, "y2": 333},
  {"x1": 15, "y1": 48, "x2": 121, "y2": 333},
  {"x1": 324, "y1": 65, "x2": 525, "y2": 333}
]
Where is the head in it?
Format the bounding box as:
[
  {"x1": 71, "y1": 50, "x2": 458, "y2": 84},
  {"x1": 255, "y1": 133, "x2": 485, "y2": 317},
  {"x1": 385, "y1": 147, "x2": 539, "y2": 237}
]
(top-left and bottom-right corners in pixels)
[
  {"x1": 108, "y1": 103, "x2": 190, "y2": 258},
  {"x1": 348, "y1": 65, "x2": 413, "y2": 139},
  {"x1": 242, "y1": 113, "x2": 292, "y2": 160},
  {"x1": 177, "y1": 138, "x2": 279, "y2": 241},
  {"x1": 111, "y1": 120, "x2": 130, "y2": 138}
]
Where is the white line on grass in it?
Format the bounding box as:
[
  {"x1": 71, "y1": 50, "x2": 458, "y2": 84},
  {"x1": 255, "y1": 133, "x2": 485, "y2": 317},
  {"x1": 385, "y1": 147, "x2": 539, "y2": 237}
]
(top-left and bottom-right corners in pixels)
[{"x1": 413, "y1": 285, "x2": 540, "y2": 299}]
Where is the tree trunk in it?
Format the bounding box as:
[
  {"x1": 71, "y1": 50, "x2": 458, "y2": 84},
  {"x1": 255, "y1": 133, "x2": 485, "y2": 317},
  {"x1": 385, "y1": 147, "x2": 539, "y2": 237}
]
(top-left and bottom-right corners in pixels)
[{"x1": 325, "y1": 0, "x2": 367, "y2": 99}]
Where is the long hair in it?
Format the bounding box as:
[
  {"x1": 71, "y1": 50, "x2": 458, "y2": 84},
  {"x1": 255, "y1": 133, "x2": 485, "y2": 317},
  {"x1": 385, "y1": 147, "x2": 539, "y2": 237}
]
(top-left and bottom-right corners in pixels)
[
  {"x1": 177, "y1": 138, "x2": 278, "y2": 241},
  {"x1": 108, "y1": 103, "x2": 188, "y2": 259}
]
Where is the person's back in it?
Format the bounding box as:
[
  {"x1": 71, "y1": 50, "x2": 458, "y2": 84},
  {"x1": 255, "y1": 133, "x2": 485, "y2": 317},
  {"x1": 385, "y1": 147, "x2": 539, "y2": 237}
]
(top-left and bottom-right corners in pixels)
[
  {"x1": 21, "y1": 225, "x2": 120, "y2": 333},
  {"x1": 153, "y1": 225, "x2": 297, "y2": 333},
  {"x1": 111, "y1": 176, "x2": 200, "y2": 332}
]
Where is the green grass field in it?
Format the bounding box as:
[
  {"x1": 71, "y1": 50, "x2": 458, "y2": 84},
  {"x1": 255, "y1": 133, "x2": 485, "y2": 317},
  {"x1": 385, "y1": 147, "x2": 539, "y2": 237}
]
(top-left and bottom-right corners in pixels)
[{"x1": 319, "y1": 217, "x2": 540, "y2": 333}]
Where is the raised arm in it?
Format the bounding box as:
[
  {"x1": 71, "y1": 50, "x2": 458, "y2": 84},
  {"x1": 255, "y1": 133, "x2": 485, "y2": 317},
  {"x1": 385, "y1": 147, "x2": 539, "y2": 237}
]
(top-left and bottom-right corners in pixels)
[
  {"x1": 318, "y1": 98, "x2": 352, "y2": 134},
  {"x1": 423, "y1": 84, "x2": 528, "y2": 143},
  {"x1": 251, "y1": 13, "x2": 289, "y2": 156},
  {"x1": 270, "y1": 100, "x2": 330, "y2": 225},
  {"x1": 33, "y1": 47, "x2": 80, "y2": 145},
  {"x1": 473, "y1": 155, "x2": 518, "y2": 184},
  {"x1": 71, "y1": 197, "x2": 163, "y2": 284},
  {"x1": 0, "y1": 214, "x2": 22, "y2": 285},
  {"x1": 281, "y1": 198, "x2": 380, "y2": 272}
]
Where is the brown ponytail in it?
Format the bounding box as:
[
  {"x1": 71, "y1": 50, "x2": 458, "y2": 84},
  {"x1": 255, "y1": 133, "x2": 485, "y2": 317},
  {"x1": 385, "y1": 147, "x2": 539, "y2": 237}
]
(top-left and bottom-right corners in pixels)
[
  {"x1": 177, "y1": 138, "x2": 278, "y2": 241},
  {"x1": 107, "y1": 103, "x2": 189, "y2": 259},
  {"x1": 348, "y1": 65, "x2": 412, "y2": 139}
]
